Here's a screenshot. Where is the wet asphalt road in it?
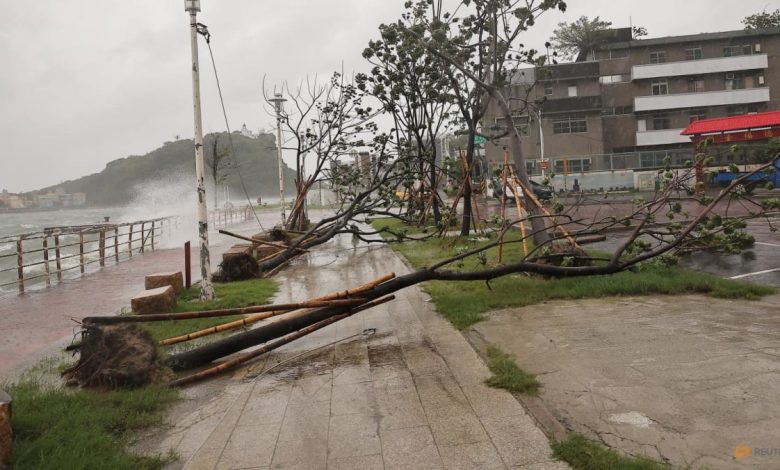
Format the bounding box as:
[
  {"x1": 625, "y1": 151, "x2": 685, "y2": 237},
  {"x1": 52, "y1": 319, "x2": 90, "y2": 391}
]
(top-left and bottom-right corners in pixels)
[{"x1": 679, "y1": 220, "x2": 780, "y2": 288}]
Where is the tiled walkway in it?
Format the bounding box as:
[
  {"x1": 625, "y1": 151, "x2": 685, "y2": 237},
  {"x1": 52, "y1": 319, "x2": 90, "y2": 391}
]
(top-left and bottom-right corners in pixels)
[{"x1": 139, "y1": 235, "x2": 568, "y2": 469}]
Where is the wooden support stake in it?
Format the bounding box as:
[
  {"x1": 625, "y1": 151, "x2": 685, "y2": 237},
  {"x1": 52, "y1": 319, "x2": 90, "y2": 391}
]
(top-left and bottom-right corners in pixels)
[
  {"x1": 114, "y1": 228, "x2": 119, "y2": 262},
  {"x1": 497, "y1": 150, "x2": 510, "y2": 263},
  {"x1": 16, "y1": 238, "x2": 23, "y2": 294},
  {"x1": 54, "y1": 234, "x2": 62, "y2": 282},
  {"x1": 99, "y1": 230, "x2": 106, "y2": 267},
  {"x1": 140, "y1": 222, "x2": 145, "y2": 253},
  {"x1": 42, "y1": 236, "x2": 51, "y2": 287},
  {"x1": 79, "y1": 231, "x2": 85, "y2": 273},
  {"x1": 184, "y1": 241, "x2": 191, "y2": 289},
  {"x1": 128, "y1": 224, "x2": 133, "y2": 258}
]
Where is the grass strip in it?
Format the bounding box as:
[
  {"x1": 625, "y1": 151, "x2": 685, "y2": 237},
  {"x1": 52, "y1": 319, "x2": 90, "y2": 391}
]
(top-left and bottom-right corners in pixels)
[
  {"x1": 552, "y1": 433, "x2": 671, "y2": 470},
  {"x1": 484, "y1": 344, "x2": 539, "y2": 394},
  {"x1": 7, "y1": 376, "x2": 178, "y2": 470},
  {"x1": 371, "y1": 218, "x2": 774, "y2": 329}
]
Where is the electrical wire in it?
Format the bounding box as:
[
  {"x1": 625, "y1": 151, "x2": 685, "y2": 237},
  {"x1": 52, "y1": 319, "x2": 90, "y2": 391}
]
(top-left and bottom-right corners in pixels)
[{"x1": 198, "y1": 24, "x2": 266, "y2": 231}]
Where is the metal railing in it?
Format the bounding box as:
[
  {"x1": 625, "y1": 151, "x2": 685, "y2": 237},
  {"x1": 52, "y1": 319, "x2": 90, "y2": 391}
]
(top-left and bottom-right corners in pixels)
[
  {"x1": 209, "y1": 205, "x2": 254, "y2": 228},
  {"x1": 0, "y1": 217, "x2": 173, "y2": 294}
]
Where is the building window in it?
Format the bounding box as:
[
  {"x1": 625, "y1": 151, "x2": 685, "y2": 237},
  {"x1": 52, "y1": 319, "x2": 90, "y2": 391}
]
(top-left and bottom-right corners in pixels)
[
  {"x1": 689, "y1": 109, "x2": 707, "y2": 123},
  {"x1": 651, "y1": 79, "x2": 668, "y2": 96},
  {"x1": 544, "y1": 84, "x2": 553, "y2": 96},
  {"x1": 599, "y1": 74, "x2": 630, "y2": 84},
  {"x1": 567, "y1": 85, "x2": 578, "y2": 97},
  {"x1": 725, "y1": 73, "x2": 744, "y2": 90},
  {"x1": 653, "y1": 114, "x2": 670, "y2": 130},
  {"x1": 649, "y1": 51, "x2": 666, "y2": 64},
  {"x1": 685, "y1": 47, "x2": 703, "y2": 60},
  {"x1": 687, "y1": 77, "x2": 705, "y2": 93},
  {"x1": 726, "y1": 105, "x2": 747, "y2": 117},
  {"x1": 602, "y1": 105, "x2": 633, "y2": 116},
  {"x1": 723, "y1": 45, "x2": 752, "y2": 57},
  {"x1": 552, "y1": 117, "x2": 588, "y2": 134},
  {"x1": 554, "y1": 158, "x2": 591, "y2": 174}
]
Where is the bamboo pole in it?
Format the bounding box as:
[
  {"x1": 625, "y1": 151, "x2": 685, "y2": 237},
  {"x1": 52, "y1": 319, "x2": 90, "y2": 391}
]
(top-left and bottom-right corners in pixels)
[
  {"x1": 151, "y1": 220, "x2": 155, "y2": 251},
  {"x1": 54, "y1": 234, "x2": 62, "y2": 282},
  {"x1": 83, "y1": 272, "x2": 396, "y2": 325},
  {"x1": 114, "y1": 227, "x2": 119, "y2": 262},
  {"x1": 513, "y1": 175, "x2": 578, "y2": 247},
  {"x1": 159, "y1": 306, "x2": 320, "y2": 346},
  {"x1": 218, "y1": 229, "x2": 306, "y2": 252},
  {"x1": 497, "y1": 150, "x2": 510, "y2": 263},
  {"x1": 169, "y1": 295, "x2": 396, "y2": 387},
  {"x1": 42, "y1": 236, "x2": 51, "y2": 288},
  {"x1": 83, "y1": 298, "x2": 368, "y2": 325}
]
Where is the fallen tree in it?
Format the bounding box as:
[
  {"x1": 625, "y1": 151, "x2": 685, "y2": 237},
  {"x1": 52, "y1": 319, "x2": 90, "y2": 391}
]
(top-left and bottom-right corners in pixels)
[{"x1": 72, "y1": 153, "x2": 779, "y2": 386}]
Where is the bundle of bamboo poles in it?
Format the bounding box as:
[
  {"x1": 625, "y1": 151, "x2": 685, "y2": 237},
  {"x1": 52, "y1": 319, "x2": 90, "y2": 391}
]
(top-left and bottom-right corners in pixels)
[{"x1": 81, "y1": 272, "x2": 397, "y2": 386}]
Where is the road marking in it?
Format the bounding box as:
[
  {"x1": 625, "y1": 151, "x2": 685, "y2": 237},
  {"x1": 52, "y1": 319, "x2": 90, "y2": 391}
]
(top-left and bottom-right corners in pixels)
[
  {"x1": 730, "y1": 268, "x2": 780, "y2": 279},
  {"x1": 754, "y1": 242, "x2": 780, "y2": 248}
]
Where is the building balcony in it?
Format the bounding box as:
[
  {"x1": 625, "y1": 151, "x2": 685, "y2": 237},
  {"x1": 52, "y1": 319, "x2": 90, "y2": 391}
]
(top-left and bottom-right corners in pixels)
[
  {"x1": 634, "y1": 87, "x2": 770, "y2": 112},
  {"x1": 636, "y1": 128, "x2": 690, "y2": 147},
  {"x1": 541, "y1": 95, "x2": 602, "y2": 114},
  {"x1": 632, "y1": 54, "x2": 768, "y2": 80}
]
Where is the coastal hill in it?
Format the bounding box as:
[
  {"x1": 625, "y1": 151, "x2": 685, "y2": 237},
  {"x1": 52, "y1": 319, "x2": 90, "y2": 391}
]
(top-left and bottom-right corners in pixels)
[{"x1": 28, "y1": 131, "x2": 296, "y2": 207}]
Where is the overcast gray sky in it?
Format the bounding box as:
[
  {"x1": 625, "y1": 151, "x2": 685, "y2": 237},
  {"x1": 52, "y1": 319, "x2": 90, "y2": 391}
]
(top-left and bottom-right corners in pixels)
[{"x1": 0, "y1": 0, "x2": 773, "y2": 192}]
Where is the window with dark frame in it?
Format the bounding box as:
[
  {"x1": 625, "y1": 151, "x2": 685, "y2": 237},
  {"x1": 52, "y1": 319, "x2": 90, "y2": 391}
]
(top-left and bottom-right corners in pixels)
[
  {"x1": 544, "y1": 83, "x2": 553, "y2": 96},
  {"x1": 652, "y1": 114, "x2": 670, "y2": 130},
  {"x1": 687, "y1": 77, "x2": 705, "y2": 93},
  {"x1": 685, "y1": 47, "x2": 703, "y2": 60},
  {"x1": 725, "y1": 73, "x2": 745, "y2": 90},
  {"x1": 689, "y1": 109, "x2": 707, "y2": 123},
  {"x1": 552, "y1": 117, "x2": 588, "y2": 134},
  {"x1": 651, "y1": 79, "x2": 669, "y2": 96},
  {"x1": 723, "y1": 44, "x2": 752, "y2": 57},
  {"x1": 649, "y1": 51, "x2": 666, "y2": 64}
]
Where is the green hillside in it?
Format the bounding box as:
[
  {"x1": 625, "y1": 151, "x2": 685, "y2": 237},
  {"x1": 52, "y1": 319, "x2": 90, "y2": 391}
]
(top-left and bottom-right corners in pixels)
[{"x1": 29, "y1": 132, "x2": 296, "y2": 207}]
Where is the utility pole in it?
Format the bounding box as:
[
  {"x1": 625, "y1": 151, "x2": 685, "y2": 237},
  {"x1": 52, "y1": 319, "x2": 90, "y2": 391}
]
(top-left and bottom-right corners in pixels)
[
  {"x1": 269, "y1": 93, "x2": 287, "y2": 225},
  {"x1": 185, "y1": 0, "x2": 214, "y2": 300}
]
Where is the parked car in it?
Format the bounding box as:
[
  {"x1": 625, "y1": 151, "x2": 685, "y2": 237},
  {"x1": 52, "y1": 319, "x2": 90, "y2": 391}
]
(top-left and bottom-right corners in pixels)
[{"x1": 492, "y1": 179, "x2": 553, "y2": 201}]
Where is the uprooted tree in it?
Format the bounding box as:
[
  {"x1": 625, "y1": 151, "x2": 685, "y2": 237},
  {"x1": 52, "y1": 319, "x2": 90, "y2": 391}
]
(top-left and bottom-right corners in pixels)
[
  {"x1": 75, "y1": 151, "x2": 780, "y2": 385},
  {"x1": 67, "y1": 0, "x2": 780, "y2": 386}
]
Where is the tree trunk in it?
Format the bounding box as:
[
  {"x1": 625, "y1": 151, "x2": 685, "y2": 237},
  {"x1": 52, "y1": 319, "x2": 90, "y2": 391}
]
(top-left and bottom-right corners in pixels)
[
  {"x1": 460, "y1": 135, "x2": 475, "y2": 236},
  {"x1": 431, "y1": 146, "x2": 441, "y2": 225}
]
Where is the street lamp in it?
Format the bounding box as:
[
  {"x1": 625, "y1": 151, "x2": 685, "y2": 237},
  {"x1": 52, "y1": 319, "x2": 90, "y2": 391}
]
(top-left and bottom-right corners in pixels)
[
  {"x1": 529, "y1": 107, "x2": 546, "y2": 178},
  {"x1": 269, "y1": 93, "x2": 287, "y2": 225},
  {"x1": 185, "y1": 0, "x2": 214, "y2": 300}
]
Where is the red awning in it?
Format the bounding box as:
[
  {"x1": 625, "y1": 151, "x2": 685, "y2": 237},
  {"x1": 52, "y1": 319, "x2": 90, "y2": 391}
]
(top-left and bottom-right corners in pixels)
[{"x1": 681, "y1": 110, "x2": 780, "y2": 136}]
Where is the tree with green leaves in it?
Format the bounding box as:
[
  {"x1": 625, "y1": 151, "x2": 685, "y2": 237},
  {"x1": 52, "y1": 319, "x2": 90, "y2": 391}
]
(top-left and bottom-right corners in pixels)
[
  {"x1": 549, "y1": 15, "x2": 613, "y2": 61},
  {"x1": 361, "y1": 10, "x2": 456, "y2": 226},
  {"x1": 742, "y1": 9, "x2": 780, "y2": 29}
]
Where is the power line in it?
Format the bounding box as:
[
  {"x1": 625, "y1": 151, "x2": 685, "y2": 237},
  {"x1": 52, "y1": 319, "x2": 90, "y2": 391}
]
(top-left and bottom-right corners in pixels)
[{"x1": 198, "y1": 23, "x2": 266, "y2": 232}]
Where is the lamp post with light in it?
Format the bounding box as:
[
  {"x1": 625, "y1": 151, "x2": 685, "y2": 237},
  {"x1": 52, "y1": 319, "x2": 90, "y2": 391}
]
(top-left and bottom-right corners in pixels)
[
  {"x1": 269, "y1": 93, "x2": 287, "y2": 225},
  {"x1": 185, "y1": 0, "x2": 214, "y2": 300}
]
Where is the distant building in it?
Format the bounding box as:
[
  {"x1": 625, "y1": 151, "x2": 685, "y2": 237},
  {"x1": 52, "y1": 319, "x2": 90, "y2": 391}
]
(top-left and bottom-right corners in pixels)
[
  {"x1": 240, "y1": 123, "x2": 257, "y2": 138},
  {"x1": 484, "y1": 26, "x2": 780, "y2": 190},
  {"x1": 0, "y1": 189, "x2": 26, "y2": 209}
]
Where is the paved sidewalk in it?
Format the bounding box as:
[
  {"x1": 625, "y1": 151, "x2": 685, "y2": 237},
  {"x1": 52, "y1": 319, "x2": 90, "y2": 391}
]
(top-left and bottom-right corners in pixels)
[
  {"x1": 0, "y1": 220, "x2": 259, "y2": 381},
  {"x1": 137, "y1": 235, "x2": 567, "y2": 469}
]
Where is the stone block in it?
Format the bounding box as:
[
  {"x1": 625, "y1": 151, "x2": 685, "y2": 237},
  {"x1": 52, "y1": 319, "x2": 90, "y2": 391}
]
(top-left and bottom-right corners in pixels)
[
  {"x1": 131, "y1": 286, "x2": 176, "y2": 315},
  {"x1": 144, "y1": 271, "x2": 184, "y2": 295}
]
